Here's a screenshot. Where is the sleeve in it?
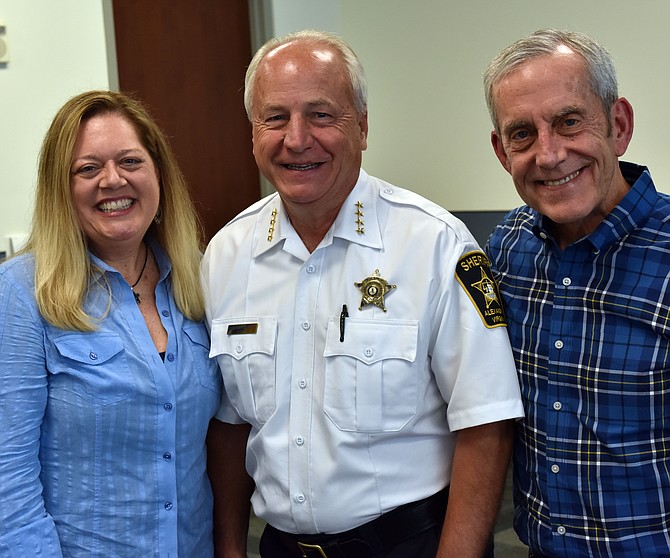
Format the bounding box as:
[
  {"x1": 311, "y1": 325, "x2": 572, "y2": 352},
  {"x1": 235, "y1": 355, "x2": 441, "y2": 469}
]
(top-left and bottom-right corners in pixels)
[
  {"x1": 0, "y1": 273, "x2": 63, "y2": 556},
  {"x1": 429, "y1": 242, "x2": 523, "y2": 431}
]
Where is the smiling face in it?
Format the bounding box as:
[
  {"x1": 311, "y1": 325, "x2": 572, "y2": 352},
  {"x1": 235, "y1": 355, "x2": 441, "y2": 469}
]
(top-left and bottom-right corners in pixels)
[
  {"x1": 250, "y1": 40, "x2": 368, "y2": 220},
  {"x1": 70, "y1": 113, "x2": 160, "y2": 256},
  {"x1": 490, "y1": 50, "x2": 633, "y2": 247}
]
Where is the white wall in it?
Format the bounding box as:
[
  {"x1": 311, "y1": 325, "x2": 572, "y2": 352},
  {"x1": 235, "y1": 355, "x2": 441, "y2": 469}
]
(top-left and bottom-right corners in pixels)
[
  {"x1": 0, "y1": 0, "x2": 110, "y2": 256},
  {"x1": 263, "y1": 0, "x2": 670, "y2": 212}
]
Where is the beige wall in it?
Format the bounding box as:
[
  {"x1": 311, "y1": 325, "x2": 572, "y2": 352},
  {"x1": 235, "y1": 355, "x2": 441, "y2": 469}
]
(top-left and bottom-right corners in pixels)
[{"x1": 340, "y1": 0, "x2": 670, "y2": 211}]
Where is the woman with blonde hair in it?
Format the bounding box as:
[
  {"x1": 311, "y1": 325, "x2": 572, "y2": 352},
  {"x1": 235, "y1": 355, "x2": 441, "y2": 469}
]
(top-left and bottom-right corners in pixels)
[{"x1": 0, "y1": 90, "x2": 221, "y2": 556}]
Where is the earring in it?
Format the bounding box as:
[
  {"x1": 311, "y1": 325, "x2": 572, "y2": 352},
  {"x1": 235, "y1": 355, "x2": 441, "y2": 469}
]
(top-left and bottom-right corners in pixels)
[{"x1": 154, "y1": 206, "x2": 163, "y2": 225}]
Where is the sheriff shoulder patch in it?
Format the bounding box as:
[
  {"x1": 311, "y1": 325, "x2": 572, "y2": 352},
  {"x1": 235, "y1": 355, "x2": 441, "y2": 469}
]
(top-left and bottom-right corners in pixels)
[{"x1": 454, "y1": 251, "x2": 507, "y2": 328}]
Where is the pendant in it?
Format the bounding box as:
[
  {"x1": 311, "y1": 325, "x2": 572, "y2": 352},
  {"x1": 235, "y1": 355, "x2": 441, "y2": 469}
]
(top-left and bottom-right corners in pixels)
[{"x1": 133, "y1": 290, "x2": 141, "y2": 305}]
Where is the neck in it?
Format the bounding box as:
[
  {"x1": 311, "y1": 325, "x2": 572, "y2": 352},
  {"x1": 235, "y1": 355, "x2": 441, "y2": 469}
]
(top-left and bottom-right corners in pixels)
[{"x1": 286, "y1": 205, "x2": 341, "y2": 253}]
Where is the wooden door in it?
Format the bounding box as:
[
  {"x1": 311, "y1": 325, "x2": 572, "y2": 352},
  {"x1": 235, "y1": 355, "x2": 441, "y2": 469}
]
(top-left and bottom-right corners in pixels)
[{"x1": 112, "y1": 0, "x2": 260, "y2": 242}]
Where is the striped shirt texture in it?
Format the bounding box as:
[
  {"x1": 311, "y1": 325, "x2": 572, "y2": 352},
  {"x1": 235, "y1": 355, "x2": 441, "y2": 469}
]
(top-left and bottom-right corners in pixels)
[{"x1": 487, "y1": 162, "x2": 670, "y2": 557}]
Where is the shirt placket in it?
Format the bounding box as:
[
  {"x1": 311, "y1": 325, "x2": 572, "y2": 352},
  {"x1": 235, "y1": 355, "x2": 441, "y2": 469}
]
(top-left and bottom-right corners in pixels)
[{"x1": 287, "y1": 249, "x2": 326, "y2": 531}]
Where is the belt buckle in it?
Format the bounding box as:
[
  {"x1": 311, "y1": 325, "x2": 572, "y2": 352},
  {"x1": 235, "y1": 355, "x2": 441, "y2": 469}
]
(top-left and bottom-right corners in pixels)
[{"x1": 296, "y1": 541, "x2": 328, "y2": 558}]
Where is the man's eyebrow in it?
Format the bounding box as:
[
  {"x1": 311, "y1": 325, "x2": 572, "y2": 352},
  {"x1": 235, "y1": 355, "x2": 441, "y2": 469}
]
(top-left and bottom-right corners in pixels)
[
  {"x1": 501, "y1": 120, "x2": 530, "y2": 138},
  {"x1": 555, "y1": 105, "x2": 584, "y2": 119}
]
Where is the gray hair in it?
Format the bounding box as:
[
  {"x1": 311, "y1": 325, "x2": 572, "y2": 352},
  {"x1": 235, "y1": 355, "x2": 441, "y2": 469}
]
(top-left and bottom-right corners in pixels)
[
  {"x1": 484, "y1": 28, "x2": 619, "y2": 132},
  {"x1": 243, "y1": 29, "x2": 368, "y2": 119}
]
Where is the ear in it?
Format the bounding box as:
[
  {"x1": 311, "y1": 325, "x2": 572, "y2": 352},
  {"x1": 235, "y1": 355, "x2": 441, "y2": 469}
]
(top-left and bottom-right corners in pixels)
[
  {"x1": 611, "y1": 97, "x2": 634, "y2": 157},
  {"x1": 491, "y1": 130, "x2": 512, "y2": 174},
  {"x1": 357, "y1": 111, "x2": 369, "y2": 152}
]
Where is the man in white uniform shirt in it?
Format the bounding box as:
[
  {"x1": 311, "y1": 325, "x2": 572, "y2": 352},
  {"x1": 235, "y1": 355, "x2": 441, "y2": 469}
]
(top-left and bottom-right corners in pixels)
[{"x1": 202, "y1": 30, "x2": 523, "y2": 558}]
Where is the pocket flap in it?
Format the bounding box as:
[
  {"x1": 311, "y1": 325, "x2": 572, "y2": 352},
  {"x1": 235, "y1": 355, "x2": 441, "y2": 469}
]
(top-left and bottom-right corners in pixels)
[
  {"x1": 53, "y1": 332, "x2": 124, "y2": 365},
  {"x1": 210, "y1": 316, "x2": 277, "y2": 360},
  {"x1": 324, "y1": 318, "x2": 418, "y2": 364}
]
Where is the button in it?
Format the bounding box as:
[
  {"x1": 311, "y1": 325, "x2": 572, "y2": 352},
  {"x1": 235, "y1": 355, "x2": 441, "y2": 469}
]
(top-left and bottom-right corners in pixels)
[
  {"x1": 163, "y1": 452, "x2": 172, "y2": 460},
  {"x1": 236, "y1": 345, "x2": 243, "y2": 354},
  {"x1": 295, "y1": 436, "x2": 304, "y2": 446},
  {"x1": 162, "y1": 310, "x2": 170, "y2": 317},
  {"x1": 163, "y1": 402, "x2": 173, "y2": 411},
  {"x1": 364, "y1": 348, "x2": 374, "y2": 358},
  {"x1": 554, "y1": 340, "x2": 564, "y2": 349},
  {"x1": 539, "y1": 231, "x2": 548, "y2": 240},
  {"x1": 298, "y1": 379, "x2": 307, "y2": 389},
  {"x1": 562, "y1": 277, "x2": 571, "y2": 286},
  {"x1": 89, "y1": 352, "x2": 98, "y2": 361},
  {"x1": 294, "y1": 493, "x2": 306, "y2": 503},
  {"x1": 553, "y1": 401, "x2": 562, "y2": 411},
  {"x1": 551, "y1": 464, "x2": 560, "y2": 474},
  {"x1": 557, "y1": 526, "x2": 566, "y2": 535},
  {"x1": 306, "y1": 265, "x2": 315, "y2": 274},
  {"x1": 302, "y1": 321, "x2": 310, "y2": 331},
  {"x1": 164, "y1": 502, "x2": 173, "y2": 511},
  {"x1": 383, "y1": 188, "x2": 393, "y2": 194},
  {"x1": 166, "y1": 353, "x2": 175, "y2": 362}
]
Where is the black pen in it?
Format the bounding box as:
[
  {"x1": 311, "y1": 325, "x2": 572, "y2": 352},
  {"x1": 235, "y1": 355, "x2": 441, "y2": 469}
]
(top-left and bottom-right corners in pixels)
[{"x1": 339, "y1": 304, "x2": 349, "y2": 342}]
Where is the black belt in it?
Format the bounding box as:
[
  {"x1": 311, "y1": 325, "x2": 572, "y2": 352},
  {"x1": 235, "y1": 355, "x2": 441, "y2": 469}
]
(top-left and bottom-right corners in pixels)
[{"x1": 268, "y1": 486, "x2": 449, "y2": 558}]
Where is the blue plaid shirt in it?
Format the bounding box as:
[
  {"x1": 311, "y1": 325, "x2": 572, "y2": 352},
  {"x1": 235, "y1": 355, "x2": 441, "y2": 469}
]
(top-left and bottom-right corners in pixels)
[{"x1": 487, "y1": 162, "x2": 670, "y2": 557}]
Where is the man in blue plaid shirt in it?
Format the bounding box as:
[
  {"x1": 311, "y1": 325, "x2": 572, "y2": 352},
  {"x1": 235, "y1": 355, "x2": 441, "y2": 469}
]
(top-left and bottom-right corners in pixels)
[{"x1": 484, "y1": 28, "x2": 670, "y2": 557}]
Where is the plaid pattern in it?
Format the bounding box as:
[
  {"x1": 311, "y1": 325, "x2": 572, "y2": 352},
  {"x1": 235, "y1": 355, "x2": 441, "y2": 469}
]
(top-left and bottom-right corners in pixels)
[{"x1": 487, "y1": 162, "x2": 670, "y2": 557}]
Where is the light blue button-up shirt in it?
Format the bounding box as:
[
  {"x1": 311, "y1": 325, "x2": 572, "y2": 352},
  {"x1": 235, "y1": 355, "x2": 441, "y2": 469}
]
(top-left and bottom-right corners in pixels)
[{"x1": 0, "y1": 239, "x2": 221, "y2": 557}]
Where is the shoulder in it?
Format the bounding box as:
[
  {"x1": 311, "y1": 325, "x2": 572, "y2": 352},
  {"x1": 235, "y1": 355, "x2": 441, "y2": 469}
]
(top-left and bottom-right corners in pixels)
[
  {"x1": 0, "y1": 252, "x2": 36, "y2": 288},
  {"x1": 367, "y1": 174, "x2": 478, "y2": 245}
]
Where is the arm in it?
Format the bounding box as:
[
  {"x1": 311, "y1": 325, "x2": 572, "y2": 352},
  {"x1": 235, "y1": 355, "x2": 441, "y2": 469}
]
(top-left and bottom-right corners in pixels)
[
  {"x1": 436, "y1": 419, "x2": 514, "y2": 558},
  {"x1": 0, "y1": 271, "x2": 63, "y2": 555},
  {"x1": 206, "y1": 418, "x2": 255, "y2": 558}
]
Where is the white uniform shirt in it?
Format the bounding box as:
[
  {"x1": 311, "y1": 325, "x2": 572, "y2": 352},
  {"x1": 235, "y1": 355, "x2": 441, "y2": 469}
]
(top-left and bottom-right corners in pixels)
[{"x1": 202, "y1": 170, "x2": 523, "y2": 534}]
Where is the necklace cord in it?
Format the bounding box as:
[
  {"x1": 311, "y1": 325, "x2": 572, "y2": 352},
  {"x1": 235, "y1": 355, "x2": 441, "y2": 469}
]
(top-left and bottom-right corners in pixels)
[{"x1": 130, "y1": 243, "x2": 148, "y2": 289}]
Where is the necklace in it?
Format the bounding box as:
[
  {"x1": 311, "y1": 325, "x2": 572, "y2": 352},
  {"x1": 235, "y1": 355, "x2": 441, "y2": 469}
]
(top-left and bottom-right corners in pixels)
[{"x1": 130, "y1": 243, "x2": 148, "y2": 305}]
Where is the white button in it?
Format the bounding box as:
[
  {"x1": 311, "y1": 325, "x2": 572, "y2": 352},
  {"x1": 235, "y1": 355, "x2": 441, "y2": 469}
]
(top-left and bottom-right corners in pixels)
[
  {"x1": 298, "y1": 379, "x2": 307, "y2": 389},
  {"x1": 306, "y1": 265, "x2": 315, "y2": 274},
  {"x1": 554, "y1": 340, "x2": 564, "y2": 349},
  {"x1": 236, "y1": 345, "x2": 243, "y2": 354},
  {"x1": 295, "y1": 494, "x2": 305, "y2": 503},
  {"x1": 302, "y1": 321, "x2": 310, "y2": 331},
  {"x1": 295, "y1": 436, "x2": 304, "y2": 446},
  {"x1": 551, "y1": 464, "x2": 560, "y2": 474},
  {"x1": 364, "y1": 348, "x2": 374, "y2": 358},
  {"x1": 539, "y1": 231, "x2": 548, "y2": 240},
  {"x1": 383, "y1": 188, "x2": 393, "y2": 194},
  {"x1": 557, "y1": 526, "x2": 566, "y2": 535},
  {"x1": 562, "y1": 277, "x2": 571, "y2": 286},
  {"x1": 553, "y1": 401, "x2": 562, "y2": 411}
]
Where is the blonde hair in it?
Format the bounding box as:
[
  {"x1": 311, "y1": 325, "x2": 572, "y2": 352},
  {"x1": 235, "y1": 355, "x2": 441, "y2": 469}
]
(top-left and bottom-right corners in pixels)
[{"x1": 26, "y1": 90, "x2": 205, "y2": 331}]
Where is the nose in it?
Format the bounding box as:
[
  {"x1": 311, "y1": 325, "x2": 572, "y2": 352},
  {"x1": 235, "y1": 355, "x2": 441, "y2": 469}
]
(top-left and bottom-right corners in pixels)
[
  {"x1": 534, "y1": 129, "x2": 567, "y2": 169},
  {"x1": 283, "y1": 116, "x2": 313, "y2": 153},
  {"x1": 100, "y1": 161, "x2": 126, "y2": 188}
]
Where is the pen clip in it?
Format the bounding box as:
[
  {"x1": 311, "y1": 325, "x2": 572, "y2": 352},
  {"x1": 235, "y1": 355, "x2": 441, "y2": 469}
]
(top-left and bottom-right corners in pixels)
[{"x1": 339, "y1": 304, "x2": 349, "y2": 342}]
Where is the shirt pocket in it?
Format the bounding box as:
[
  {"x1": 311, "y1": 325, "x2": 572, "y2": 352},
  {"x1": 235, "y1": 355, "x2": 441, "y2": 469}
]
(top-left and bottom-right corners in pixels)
[
  {"x1": 182, "y1": 322, "x2": 221, "y2": 394},
  {"x1": 49, "y1": 332, "x2": 134, "y2": 405},
  {"x1": 210, "y1": 316, "x2": 277, "y2": 424},
  {"x1": 323, "y1": 318, "x2": 419, "y2": 432}
]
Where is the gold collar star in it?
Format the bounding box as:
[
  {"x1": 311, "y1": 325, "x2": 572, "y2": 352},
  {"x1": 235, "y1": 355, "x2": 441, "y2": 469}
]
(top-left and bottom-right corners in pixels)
[{"x1": 355, "y1": 269, "x2": 396, "y2": 311}]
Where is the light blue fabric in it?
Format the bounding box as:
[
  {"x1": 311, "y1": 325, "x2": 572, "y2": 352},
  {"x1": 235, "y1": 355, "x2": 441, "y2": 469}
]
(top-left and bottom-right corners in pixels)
[{"x1": 0, "y1": 239, "x2": 220, "y2": 557}]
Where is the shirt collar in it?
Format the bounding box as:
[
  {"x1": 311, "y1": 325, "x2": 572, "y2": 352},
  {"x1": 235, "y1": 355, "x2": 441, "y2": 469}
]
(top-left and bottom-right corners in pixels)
[
  {"x1": 251, "y1": 169, "x2": 383, "y2": 259},
  {"x1": 89, "y1": 235, "x2": 171, "y2": 283}
]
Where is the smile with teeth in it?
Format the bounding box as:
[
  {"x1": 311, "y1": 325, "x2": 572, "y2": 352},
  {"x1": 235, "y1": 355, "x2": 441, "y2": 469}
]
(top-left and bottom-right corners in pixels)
[
  {"x1": 98, "y1": 198, "x2": 133, "y2": 212},
  {"x1": 285, "y1": 163, "x2": 320, "y2": 170},
  {"x1": 543, "y1": 170, "x2": 581, "y2": 186}
]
